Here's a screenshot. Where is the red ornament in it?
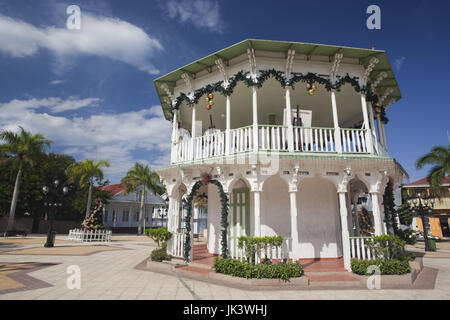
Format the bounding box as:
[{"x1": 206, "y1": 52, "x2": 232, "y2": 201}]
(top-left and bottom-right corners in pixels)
[
  {"x1": 200, "y1": 172, "x2": 211, "y2": 185},
  {"x1": 206, "y1": 104, "x2": 211, "y2": 110}
]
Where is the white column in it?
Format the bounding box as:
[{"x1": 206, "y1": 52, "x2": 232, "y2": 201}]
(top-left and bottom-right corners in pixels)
[
  {"x1": 380, "y1": 120, "x2": 388, "y2": 151},
  {"x1": 253, "y1": 190, "x2": 261, "y2": 236},
  {"x1": 191, "y1": 105, "x2": 196, "y2": 160},
  {"x1": 376, "y1": 116, "x2": 383, "y2": 144},
  {"x1": 289, "y1": 190, "x2": 299, "y2": 260},
  {"x1": 285, "y1": 88, "x2": 294, "y2": 152},
  {"x1": 360, "y1": 94, "x2": 374, "y2": 154},
  {"x1": 367, "y1": 102, "x2": 379, "y2": 155},
  {"x1": 370, "y1": 192, "x2": 383, "y2": 235},
  {"x1": 331, "y1": 91, "x2": 342, "y2": 153},
  {"x1": 338, "y1": 192, "x2": 351, "y2": 272},
  {"x1": 252, "y1": 87, "x2": 259, "y2": 152},
  {"x1": 352, "y1": 194, "x2": 361, "y2": 236},
  {"x1": 225, "y1": 95, "x2": 231, "y2": 155}
]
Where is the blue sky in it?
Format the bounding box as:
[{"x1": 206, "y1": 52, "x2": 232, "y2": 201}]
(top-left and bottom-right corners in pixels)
[{"x1": 0, "y1": 0, "x2": 448, "y2": 184}]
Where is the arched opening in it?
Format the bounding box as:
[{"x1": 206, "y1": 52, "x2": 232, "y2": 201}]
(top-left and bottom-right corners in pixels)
[
  {"x1": 348, "y1": 177, "x2": 374, "y2": 236},
  {"x1": 297, "y1": 177, "x2": 341, "y2": 259}
]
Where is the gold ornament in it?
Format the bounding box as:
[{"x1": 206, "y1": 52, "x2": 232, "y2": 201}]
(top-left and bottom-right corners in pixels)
[
  {"x1": 209, "y1": 100, "x2": 214, "y2": 106},
  {"x1": 311, "y1": 85, "x2": 317, "y2": 91},
  {"x1": 308, "y1": 89, "x2": 314, "y2": 96},
  {"x1": 208, "y1": 93, "x2": 214, "y2": 99}
]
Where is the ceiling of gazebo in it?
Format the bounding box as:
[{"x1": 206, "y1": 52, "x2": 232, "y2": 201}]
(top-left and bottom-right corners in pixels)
[{"x1": 155, "y1": 39, "x2": 402, "y2": 121}]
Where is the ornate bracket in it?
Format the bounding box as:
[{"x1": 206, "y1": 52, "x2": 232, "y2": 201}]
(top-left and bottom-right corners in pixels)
[
  {"x1": 215, "y1": 58, "x2": 229, "y2": 89},
  {"x1": 372, "y1": 71, "x2": 387, "y2": 91},
  {"x1": 181, "y1": 73, "x2": 195, "y2": 102},
  {"x1": 285, "y1": 49, "x2": 296, "y2": 84},
  {"x1": 330, "y1": 53, "x2": 344, "y2": 83},
  {"x1": 379, "y1": 87, "x2": 394, "y2": 105},
  {"x1": 363, "y1": 57, "x2": 380, "y2": 84},
  {"x1": 247, "y1": 48, "x2": 257, "y2": 82}
]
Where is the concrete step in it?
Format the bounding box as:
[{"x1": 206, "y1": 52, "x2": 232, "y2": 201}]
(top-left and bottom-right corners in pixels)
[
  {"x1": 176, "y1": 265, "x2": 212, "y2": 277},
  {"x1": 306, "y1": 272, "x2": 360, "y2": 287}
]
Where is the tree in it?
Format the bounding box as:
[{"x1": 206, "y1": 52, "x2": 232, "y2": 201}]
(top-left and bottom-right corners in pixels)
[
  {"x1": 67, "y1": 159, "x2": 110, "y2": 218},
  {"x1": 0, "y1": 127, "x2": 51, "y2": 236},
  {"x1": 121, "y1": 162, "x2": 161, "y2": 234},
  {"x1": 396, "y1": 203, "x2": 413, "y2": 226},
  {"x1": 416, "y1": 145, "x2": 450, "y2": 195},
  {"x1": 383, "y1": 181, "x2": 398, "y2": 235}
]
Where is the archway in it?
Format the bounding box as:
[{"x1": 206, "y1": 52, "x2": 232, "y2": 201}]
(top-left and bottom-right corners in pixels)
[{"x1": 183, "y1": 178, "x2": 229, "y2": 262}]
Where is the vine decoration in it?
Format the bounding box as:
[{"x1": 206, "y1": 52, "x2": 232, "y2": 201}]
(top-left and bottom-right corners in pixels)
[
  {"x1": 170, "y1": 69, "x2": 388, "y2": 123},
  {"x1": 183, "y1": 178, "x2": 229, "y2": 262}
]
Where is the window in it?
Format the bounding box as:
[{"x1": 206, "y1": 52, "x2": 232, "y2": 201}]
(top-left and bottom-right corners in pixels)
[
  {"x1": 104, "y1": 210, "x2": 108, "y2": 222},
  {"x1": 112, "y1": 210, "x2": 116, "y2": 222},
  {"x1": 134, "y1": 211, "x2": 139, "y2": 222},
  {"x1": 122, "y1": 210, "x2": 129, "y2": 222}
]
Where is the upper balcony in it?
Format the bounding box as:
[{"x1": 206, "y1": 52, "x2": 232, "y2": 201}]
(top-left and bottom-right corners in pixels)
[{"x1": 154, "y1": 39, "x2": 401, "y2": 165}]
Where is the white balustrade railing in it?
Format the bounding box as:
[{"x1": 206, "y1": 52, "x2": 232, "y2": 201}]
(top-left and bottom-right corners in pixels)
[
  {"x1": 169, "y1": 231, "x2": 186, "y2": 258},
  {"x1": 68, "y1": 228, "x2": 112, "y2": 242},
  {"x1": 350, "y1": 236, "x2": 375, "y2": 260},
  {"x1": 230, "y1": 126, "x2": 253, "y2": 154},
  {"x1": 293, "y1": 126, "x2": 336, "y2": 152},
  {"x1": 229, "y1": 236, "x2": 291, "y2": 264},
  {"x1": 193, "y1": 131, "x2": 225, "y2": 160},
  {"x1": 340, "y1": 128, "x2": 368, "y2": 153},
  {"x1": 259, "y1": 125, "x2": 288, "y2": 151},
  {"x1": 171, "y1": 126, "x2": 374, "y2": 163}
]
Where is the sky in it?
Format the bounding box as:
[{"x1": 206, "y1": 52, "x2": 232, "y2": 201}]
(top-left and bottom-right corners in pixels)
[{"x1": 0, "y1": 0, "x2": 449, "y2": 184}]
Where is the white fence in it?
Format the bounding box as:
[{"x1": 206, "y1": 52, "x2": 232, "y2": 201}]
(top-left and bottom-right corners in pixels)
[
  {"x1": 230, "y1": 126, "x2": 253, "y2": 154},
  {"x1": 259, "y1": 125, "x2": 288, "y2": 151},
  {"x1": 229, "y1": 236, "x2": 291, "y2": 264},
  {"x1": 340, "y1": 128, "x2": 368, "y2": 153},
  {"x1": 169, "y1": 231, "x2": 186, "y2": 258},
  {"x1": 293, "y1": 126, "x2": 335, "y2": 152},
  {"x1": 68, "y1": 228, "x2": 112, "y2": 242},
  {"x1": 350, "y1": 236, "x2": 375, "y2": 260}
]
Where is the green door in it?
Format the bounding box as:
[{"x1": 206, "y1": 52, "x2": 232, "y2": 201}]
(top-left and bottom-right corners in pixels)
[{"x1": 231, "y1": 188, "x2": 250, "y2": 256}]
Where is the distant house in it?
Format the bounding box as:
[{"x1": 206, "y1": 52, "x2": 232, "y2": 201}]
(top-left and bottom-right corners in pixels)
[
  {"x1": 403, "y1": 177, "x2": 450, "y2": 239},
  {"x1": 100, "y1": 184, "x2": 167, "y2": 233}
]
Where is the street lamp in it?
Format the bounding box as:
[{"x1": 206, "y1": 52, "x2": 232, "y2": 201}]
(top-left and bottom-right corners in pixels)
[
  {"x1": 42, "y1": 179, "x2": 69, "y2": 247},
  {"x1": 407, "y1": 190, "x2": 436, "y2": 251},
  {"x1": 159, "y1": 206, "x2": 167, "y2": 227}
]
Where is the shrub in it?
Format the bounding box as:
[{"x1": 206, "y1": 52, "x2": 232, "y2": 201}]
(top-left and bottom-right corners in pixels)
[
  {"x1": 365, "y1": 234, "x2": 407, "y2": 260},
  {"x1": 427, "y1": 239, "x2": 437, "y2": 251},
  {"x1": 144, "y1": 227, "x2": 172, "y2": 248},
  {"x1": 395, "y1": 229, "x2": 417, "y2": 245},
  {"x1": 151, "y1": 246, "x2": 172, "y2": 262},
  {"x1": 213, "y1": 257, "x2": 303, "y2": 282},
  {"x1": 351, "y1": 258, "x2": 411, "y2": 275},
  {"x1": 237, "y1": 236, "x2": 284, "y2": 264}
]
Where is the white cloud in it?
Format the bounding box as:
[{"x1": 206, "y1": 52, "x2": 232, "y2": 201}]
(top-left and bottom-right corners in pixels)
[
  {"x1": 0, "y1": 13, "x2": 163, "y2": 74},
  {"x1": 0, "y1": 97, "x2": 101, "y2": 114},
  {"x1": 0, "y1": 99, "x2": 171, "y2": 182},
  {"x1": 393, "y1": 57, "x2": 406, "y2": 71},
  {"x1": 167, "y1": 0, "x2": 223, "y2": 32},
  {"x1": 50, "y1": 79, "x2": 65, "y2": 85}
]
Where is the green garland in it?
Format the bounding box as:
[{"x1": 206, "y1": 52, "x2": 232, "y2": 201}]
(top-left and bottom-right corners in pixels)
[
  {"x1": 183, "y1": 179, "x2": 229, "y2": 262},
  {"x1": 171, "y1": 68, "x2": 388, "y2": 123}
]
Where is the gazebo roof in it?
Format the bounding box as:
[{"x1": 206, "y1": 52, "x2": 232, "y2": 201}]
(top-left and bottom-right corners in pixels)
[{"x1": 154, "y1": 39, "x2": 402, "y2": 120}]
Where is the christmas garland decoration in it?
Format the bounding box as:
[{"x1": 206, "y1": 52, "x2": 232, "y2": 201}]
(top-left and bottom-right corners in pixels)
[
  {"x1": 183, "y1": 179, "x2": 229, "y2": 262},
  {"x1": 170, "y1": 69, "x2": 388, "y2": 123}
]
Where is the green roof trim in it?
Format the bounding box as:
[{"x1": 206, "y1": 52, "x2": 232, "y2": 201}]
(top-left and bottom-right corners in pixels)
[{"x1": 154, "y1": 39, "x2": 402, "y2": 121}]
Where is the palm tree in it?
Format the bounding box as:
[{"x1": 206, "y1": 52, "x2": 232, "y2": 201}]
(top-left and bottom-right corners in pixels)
[
  {"x1": 67, "y1": 159, "x2": 110, "y2": 218},
  {"x1": 0, "y1": 127, "x2": 51, "y2": 236},
  {"x1": 121, "y1": 162, "x2": 161, "y2": 235},
  {"x1": 416, "y1": 145, "x2": 450, "y2": 194}
]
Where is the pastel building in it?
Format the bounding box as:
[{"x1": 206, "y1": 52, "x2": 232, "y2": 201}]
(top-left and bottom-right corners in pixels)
[{"x1": 101, "y1": 184, "x2": 167, "y2": 233}]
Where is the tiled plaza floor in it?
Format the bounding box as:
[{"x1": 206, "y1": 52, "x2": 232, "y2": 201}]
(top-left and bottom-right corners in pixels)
[{"x1": 0, "y1": 236, "x2": 450, "y2": 300}]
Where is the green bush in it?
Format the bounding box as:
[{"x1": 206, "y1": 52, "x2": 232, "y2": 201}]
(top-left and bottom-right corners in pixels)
[
  {"x1": 213, "y1": 257, "x2": 303, "y2": 282},
  {"x1": 237, "y1": 236, "x2": 284, "y2": 264},
  {"x1": 144, "y1": 227, "x2": 172, "y2": 248},
  {"x1": 151, "y1": 247, "x2": 172, "y2": 262},
  {"x1": 351, "y1": 258, "x2": 411, "y2": 275},
  {"x1": 395, "y1": 229, "x2": 417, "y2": 245},
  {"x1": 427, "y1": 239, "x2": 437, "y2": 251},
  {"x1": 365, "y1": 234, "x2": 408, "y2": 260}
]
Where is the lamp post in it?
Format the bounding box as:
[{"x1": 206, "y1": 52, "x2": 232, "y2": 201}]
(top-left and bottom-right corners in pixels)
[
  {"x1": 159, "y1": 206, "x2": 167, "y2": 227},
  {"x1": 407, "y1": 190, "x2": 436, "y2": 251},
  {"x1": 42, "y1": 179, "x2": 69, "y2": 248}
]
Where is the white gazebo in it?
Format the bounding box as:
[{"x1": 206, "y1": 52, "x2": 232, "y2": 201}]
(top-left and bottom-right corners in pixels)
[{"x1": 154, "y1": 39, "x2": 407, "y2": 271}]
